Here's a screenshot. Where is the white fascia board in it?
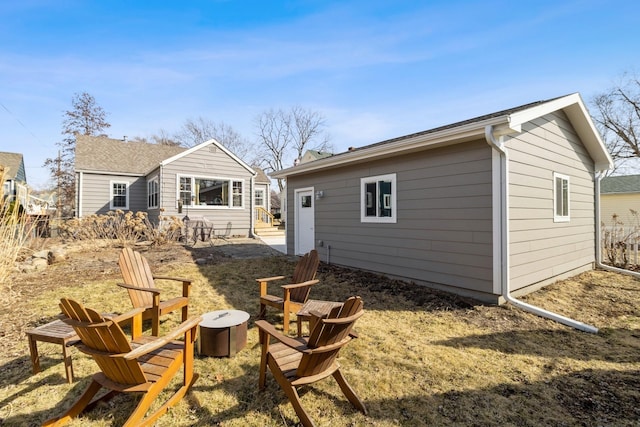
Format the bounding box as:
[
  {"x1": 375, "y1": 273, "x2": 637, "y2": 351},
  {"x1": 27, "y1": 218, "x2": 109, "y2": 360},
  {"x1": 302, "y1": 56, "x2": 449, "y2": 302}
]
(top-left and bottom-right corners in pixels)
[
  {"x1": 161, "y1": 139, "x2": 257, "y2": 176},
  {"x1": 272, "y1": 116, "x2": 510, "y2": 178}
]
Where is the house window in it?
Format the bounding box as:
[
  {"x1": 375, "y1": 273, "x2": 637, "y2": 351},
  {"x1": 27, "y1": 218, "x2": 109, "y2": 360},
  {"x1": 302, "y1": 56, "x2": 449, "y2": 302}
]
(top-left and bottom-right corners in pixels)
[
  {"x1": 255, "y1": 188, "x2": 265, "y2": 207},
  {"x1": 178, "y1": 175, "x2": 244, "y2": 208},
  {"x1": 232, "y1": 181, "x2": 243, "y2": 207},
  {"x1": 360, "y1": 173, "x2": 396, "y2": 223},
  {"x1": 110, "y1": 181, "x2": 129, "y2": 210},
  {"x1": 148, "y1": 177, "x2": 159, "y2": 209},
  {"x1": 553, "y1": 172, "x2": 570, "y2": 222}
]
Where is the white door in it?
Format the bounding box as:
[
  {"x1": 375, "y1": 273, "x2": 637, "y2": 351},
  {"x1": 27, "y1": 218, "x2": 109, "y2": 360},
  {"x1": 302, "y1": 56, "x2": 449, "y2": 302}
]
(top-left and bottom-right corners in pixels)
[{"x1": 295, "y1": 188, "x2": 315, "y2": 255}]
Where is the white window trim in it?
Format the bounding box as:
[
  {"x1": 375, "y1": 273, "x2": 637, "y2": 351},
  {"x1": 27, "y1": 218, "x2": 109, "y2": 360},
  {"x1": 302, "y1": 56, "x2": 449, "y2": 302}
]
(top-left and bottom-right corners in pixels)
[
  {"x1": 110, "y1": 180, "x2": 130, "y2": 210},
  {"x1": 147, "y1": 176, "x2": 159, "y2": 209},
  {"x1": 553, "y1": 172, "x2": 570, "y2": 222},
  {"x1": 176, "y1": 174, "x2": 245, "y2": 209},
  {"x1": 254, "y1": 188, "x2": 266, "y2": 208},
  {"x1": 360, "y1": 173, "x2": 397, "y2": 223}
]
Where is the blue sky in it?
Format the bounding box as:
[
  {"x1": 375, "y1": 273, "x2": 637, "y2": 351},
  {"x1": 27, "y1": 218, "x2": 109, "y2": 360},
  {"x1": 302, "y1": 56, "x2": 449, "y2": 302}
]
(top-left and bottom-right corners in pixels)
[{"x1": 1, "y1": 0, "x2": 638, "y2": 188}]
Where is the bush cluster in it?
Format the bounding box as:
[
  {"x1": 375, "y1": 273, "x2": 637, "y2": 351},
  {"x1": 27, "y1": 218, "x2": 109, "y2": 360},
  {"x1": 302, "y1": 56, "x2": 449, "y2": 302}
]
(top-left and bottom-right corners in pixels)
[{"x1": 57, "y1": 210, "x2": 184, "y2": 246}]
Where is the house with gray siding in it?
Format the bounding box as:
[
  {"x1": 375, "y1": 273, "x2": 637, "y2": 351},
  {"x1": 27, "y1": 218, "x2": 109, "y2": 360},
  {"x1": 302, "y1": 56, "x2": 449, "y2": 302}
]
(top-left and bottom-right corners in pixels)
[
  {"x1": 0, "y1": 151, "x2": 28, "y2": 208},
  {"x1": 272, "y1": 93, "x2": 613, "y2": 303},
  {"x1": 75, "y1": 135, "x2": 263, "y2": 237}
]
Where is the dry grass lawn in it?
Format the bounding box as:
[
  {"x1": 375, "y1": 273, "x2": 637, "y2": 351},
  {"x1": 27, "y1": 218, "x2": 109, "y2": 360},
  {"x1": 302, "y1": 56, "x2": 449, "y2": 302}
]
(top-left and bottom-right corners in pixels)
[{"x1": 0, "y1": 239, "x2": 639, "y2": 426}]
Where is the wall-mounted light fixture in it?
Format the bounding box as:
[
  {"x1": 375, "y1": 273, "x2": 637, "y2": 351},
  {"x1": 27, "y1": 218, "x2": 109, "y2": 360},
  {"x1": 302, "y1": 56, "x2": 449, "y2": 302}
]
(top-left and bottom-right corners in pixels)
[{"x1": 315, "y1": 190, "x2": 324, "y2": 200}]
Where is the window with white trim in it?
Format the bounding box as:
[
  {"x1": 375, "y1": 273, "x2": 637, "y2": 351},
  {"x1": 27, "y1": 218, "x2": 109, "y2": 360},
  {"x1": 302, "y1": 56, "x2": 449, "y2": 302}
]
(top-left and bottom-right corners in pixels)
[
  {"x1": 360, "y1": 173, "x2": 396, "y2": 223},
  {"x1": 147, "y1": 177, "x2": 159, "y2": 209},
  {"x1": 110, "y1": 181, "x2": 129, "y2": 210},
  {"x1": 254, "y1": 188, "x2": 265, "y2": 207},
  {"x1": 553, "y1": 172, "x2": 570, "y2": 222},
  {"x1": 178, "y1": 175, "x2": 244, "y2": 208}
]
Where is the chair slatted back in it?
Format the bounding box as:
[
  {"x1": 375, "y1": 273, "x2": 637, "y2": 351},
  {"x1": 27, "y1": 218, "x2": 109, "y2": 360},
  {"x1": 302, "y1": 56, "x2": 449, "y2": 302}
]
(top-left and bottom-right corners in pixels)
[
  {"x1": 119, "y1": 247, "x2": 155, "y2": 309},
  {"x1": 297, "y1": 296, "x2": 364, "y2": 378},
  {"x1": 60, "y1": 298, "x2": 147, "y2": 386},
  {"x1": 290, "y1": 250, "x2": 320, "y2": 304}
]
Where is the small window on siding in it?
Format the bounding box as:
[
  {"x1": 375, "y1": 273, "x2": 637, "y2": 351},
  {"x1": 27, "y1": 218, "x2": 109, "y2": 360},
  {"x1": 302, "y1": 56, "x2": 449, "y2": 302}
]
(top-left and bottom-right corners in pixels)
[
  {"x1": 110, "y1": 181, "x2": 129, "y2": 210},
  {"x1": 148, "y1": 177, "x2": 159, "y2": 209},
  {"x1": 553, "y1": 172, "x2": 570, "y2": 222},
  {"x1": 232, "y1": 180, "x2": 243, "y2": 207},
  {"x1": 360, "y1": 173, "x2": 396, "y2": 223}
]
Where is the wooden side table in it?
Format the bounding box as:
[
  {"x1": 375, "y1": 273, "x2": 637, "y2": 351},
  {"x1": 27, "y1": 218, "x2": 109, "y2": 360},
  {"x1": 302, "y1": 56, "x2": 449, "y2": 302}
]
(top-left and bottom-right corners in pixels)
[
  {"x1": 296, "y1": 300, "x2": 343, "y2": 337},
  {"x1": 26, "y1": 319, "x2": 80, "y2": 383},
  {"x1": 197, "y1": 310, "x2": 250, "y2": 357}
]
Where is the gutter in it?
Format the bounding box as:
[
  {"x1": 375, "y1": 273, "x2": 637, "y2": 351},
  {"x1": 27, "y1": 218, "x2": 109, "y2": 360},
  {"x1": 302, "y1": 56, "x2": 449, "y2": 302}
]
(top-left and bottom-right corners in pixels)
[{"x1": 485, "y1": 125, "x2": 598, "y2": 333}]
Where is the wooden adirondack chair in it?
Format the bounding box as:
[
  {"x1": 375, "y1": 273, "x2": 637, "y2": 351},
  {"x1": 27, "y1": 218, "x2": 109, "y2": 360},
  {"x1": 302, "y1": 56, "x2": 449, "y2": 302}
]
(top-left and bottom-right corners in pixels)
[
  {"x1": 118, "y1": 247, "x2": 191, "y2": 336},
  {"x1": 256, "y1": 296, "x2": 367, "y2": 427},
  {"x1": 44, "y1": 298, "x2": 201, "y2": 427},
  {"x1": 256, "y1": 249, "x2": 319, "y2": 334}
]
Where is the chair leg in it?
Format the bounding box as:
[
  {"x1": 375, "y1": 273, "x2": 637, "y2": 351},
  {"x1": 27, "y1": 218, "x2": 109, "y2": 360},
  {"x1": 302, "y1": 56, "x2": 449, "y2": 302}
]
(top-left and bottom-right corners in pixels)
[
  {"x1": 258, "y1": 303, "x2": 266, "y2": 320},
  {"x1": 333, "y1": 369, "x2": 368, "y2": 414},
  {"x1": 282, "y1": 307, "x2": 290, "y2": 335},
  {"x1": 42, "y1": 379, "x2": 102, "y2": 426},
  {"x1": 258, "y1": 335, "x2": 270, "y2": 390},
  {"x1": 151, "y1": 310, "x2": 160, "y2": 336},
  {"x1": 268, "y1": 358, "x2": 315, "y2": 427},
  {"x1": 124, "y1": 373, "x2": 199, "y2": 427}
]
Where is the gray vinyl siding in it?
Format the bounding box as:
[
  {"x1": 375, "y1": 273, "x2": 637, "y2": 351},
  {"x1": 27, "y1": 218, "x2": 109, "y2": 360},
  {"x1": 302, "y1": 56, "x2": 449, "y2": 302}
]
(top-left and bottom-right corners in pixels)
[
  {"x1": 507, "y1": 110, "x2": 595, "y2": 291},
  {"x1": 159, "y1": 144, "x2": 254, "y2": 236},
  {"x1": 78, "y1": 172, "x2": 146, "y2": 215},
  {"x1": 286, "y1": 140, "x2": 495, "y2": 297}
]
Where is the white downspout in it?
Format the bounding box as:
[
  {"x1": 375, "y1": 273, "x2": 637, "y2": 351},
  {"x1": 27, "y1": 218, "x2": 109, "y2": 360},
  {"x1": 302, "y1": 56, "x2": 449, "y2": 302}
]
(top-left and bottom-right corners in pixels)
[
  {"x1": 485, "y1": 125, "x2": 598, "y2": 333},
  {"x1": 594, "y1": 172, "x2": 640, "y2": 277},
  {"x1": 249, "y1": 175, "x2": 256, "y2": 238}
]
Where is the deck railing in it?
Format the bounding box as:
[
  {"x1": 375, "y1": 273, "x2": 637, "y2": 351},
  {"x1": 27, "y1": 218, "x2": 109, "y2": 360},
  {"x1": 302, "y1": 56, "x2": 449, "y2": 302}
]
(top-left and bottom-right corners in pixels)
[{"x1": 254, "y1": 206, "x2": 275, "y2": 227}]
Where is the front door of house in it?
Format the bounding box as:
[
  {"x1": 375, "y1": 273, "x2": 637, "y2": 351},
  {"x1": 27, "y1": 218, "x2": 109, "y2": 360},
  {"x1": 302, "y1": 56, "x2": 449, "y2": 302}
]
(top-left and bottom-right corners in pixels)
[{"x1": 295, "y1": 188, "x2": 315, "y2": 255}]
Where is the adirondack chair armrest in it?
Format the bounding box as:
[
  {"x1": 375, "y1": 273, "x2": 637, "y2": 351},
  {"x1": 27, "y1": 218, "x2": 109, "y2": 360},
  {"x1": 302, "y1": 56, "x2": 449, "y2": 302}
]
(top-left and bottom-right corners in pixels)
[
  {"x1": 281, "y1": 279, "x2": 320, "y2": 290},
  {"x1": 322, "y1": 310, "x2": 364, "y2": 324},
  {"x1": 255, "y1": 320, "x2": 310, "y2": 353},
  {"x1": 117, "y1": 282, "x2": 162, "y2": 295},
  {"x1": 104, "y1": 307, "x2": 146, "y2": 324},
  {"x1": 153, "y1": 275, "x2": 192, "y2": 285},
  {"x1": 257, "y1": 276, "x2": 287, "y2": 297},
  {"x1": 256, "y1": 275, "x2": 286, "y2": 283},
  {"x1": 125, "y1": 315, "x2": 202, "y2": 360},
  {"x1": 153, "y1": 276, "x2": 192, "y2": 297}
]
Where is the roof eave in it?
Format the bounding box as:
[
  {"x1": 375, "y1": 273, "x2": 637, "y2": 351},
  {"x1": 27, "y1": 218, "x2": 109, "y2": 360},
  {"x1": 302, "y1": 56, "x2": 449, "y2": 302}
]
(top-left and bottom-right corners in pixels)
[{"x1": 272, "y1": 116, "x2": 511, "y2": 178}]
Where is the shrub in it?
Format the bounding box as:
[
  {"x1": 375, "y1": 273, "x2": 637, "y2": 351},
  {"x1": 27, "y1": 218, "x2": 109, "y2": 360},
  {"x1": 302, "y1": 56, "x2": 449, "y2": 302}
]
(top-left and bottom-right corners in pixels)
[
  {"x1": 0, "y1": 184, "x2": 35, "y2": 303},
  {"x1": 58, "y1": 211, "x2": 184, "y2": 246}
]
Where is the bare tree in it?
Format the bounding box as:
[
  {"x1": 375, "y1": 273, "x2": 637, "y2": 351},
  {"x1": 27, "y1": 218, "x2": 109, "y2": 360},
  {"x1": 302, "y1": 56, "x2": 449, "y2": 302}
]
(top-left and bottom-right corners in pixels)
[
  {"x1": 254, "y1": 106, "x2": 331, "y2": 191},
  {"x1": 291, "y1": 105, "x2": 331, "y2": 160},
  {"x1": 255, "y1": 109, "x2": 293, "y2": 191},
  {"x1": 174, "y1": 117, "x2": 253, "y2": 159},
  {"x1": 43, "y1": 92, "x2": 110, "y2": 217},
  {"x1": 592, "y1": 72, "x2": 640, "y2": 175}
]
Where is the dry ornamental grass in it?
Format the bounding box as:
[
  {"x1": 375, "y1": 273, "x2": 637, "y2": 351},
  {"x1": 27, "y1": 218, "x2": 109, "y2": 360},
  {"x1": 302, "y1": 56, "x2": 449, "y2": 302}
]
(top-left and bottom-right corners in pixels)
[{"x1": 0, "y1": 240, "x2": 638, "y2": 426}]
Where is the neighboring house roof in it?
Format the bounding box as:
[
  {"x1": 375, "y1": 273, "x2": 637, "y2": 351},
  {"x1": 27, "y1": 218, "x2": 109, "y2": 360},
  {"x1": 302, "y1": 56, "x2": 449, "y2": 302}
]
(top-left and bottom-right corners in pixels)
[
  {"x1": 76, "y1": 135, "x2": 186, "y2": 175},
  {"x1": 600, "y1": 175, "x2": 640, "y2": 194},
  {"x1": 0, "y1": 151, "x2": 25, "y2": 181},
  {"x1": 300, "y1": 150, "x2": 333, "y2": 164},
  {"x1": 272, "y1": 93, "x2": 613, "y2": 178},
  {"x1": 253, "y1": 167, "x2": 271, "y2": 184}
]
